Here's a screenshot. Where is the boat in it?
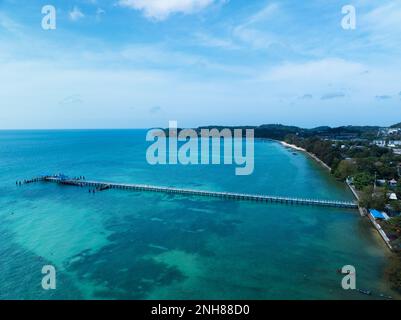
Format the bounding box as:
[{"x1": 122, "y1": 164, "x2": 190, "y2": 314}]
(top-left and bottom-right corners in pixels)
[{"x1": 357, "y1": 289, "x2": 372, "y2": 296}]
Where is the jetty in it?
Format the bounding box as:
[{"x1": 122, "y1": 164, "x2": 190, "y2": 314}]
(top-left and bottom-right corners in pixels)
[{"x1": 22, "y1": 175, "x2": 358, "y2": 209}]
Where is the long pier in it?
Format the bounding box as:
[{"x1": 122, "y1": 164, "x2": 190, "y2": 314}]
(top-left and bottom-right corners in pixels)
[{"x1": 24, "y1": 175, "x2": 359, "y2": 209}]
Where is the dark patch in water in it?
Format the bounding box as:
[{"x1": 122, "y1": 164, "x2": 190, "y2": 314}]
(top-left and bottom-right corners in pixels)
[
  {"x1": 65, "y1": 195, "x2": 243, "y2": 298},
  {"x1": 67, "y1": 237, "x2": 185, "y2": 299},
  {"x1": 0, "y1": 226, "x2": 82, "y2": 300}
]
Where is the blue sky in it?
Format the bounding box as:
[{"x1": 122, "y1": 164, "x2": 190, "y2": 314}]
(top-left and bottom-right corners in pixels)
[{"x1": 0, "y1": 0, "x2": 400, "y2": 129}]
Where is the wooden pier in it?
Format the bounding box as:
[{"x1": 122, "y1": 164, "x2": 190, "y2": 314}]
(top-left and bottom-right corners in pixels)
[{"x1": 30, "y1": 175, "x2": 359, "y2": 209}]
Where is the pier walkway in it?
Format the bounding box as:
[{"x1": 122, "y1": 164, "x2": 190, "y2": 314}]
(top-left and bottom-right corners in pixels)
[{"x1": 28, "y1": 175, "x2": 359, "y2": 209}]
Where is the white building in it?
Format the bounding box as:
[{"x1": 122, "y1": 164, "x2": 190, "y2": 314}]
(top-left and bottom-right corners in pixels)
[
  {"x1": 377, "y1": 179, "x2": 387, "y2": 186},
  {"x1": 388, "y1": 128, "x2": 401, "y2": 135},
  {"x1": 373, "y1": 140, "x2": 386, "y2": 147},
  {"x1": 388, "y1": 140, "x2": 401, "y2": 148},
  {"x1": 378, "y1": 127, "x2": 401, "y2": 136},
  {"x1": 393, "y1": 149, "x2": 401, "y2": 155}
]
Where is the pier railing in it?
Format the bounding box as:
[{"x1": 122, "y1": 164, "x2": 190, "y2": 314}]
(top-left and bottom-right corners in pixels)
[{"x1": 26, "y1": 176, "x2": 359, "y2": 209}]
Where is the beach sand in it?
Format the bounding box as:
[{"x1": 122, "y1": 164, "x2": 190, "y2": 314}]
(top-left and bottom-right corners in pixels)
[{"x1": 280, "y1": 141, "x2": 332, "y2": 171}]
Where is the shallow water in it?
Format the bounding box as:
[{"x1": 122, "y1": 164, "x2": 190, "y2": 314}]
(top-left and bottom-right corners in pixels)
[{"x1": 0, "y1": 130, "x2": 396, "y2": 299}]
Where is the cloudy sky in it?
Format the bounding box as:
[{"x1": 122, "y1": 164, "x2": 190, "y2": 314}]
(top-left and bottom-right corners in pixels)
[{"x1": 0, "y1": 0, "x2": 400, "y2": 129}]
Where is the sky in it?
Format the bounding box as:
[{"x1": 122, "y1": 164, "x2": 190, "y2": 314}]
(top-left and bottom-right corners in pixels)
[{"x1": 0, "y1": 0, "x2": 400, "y2": 129}]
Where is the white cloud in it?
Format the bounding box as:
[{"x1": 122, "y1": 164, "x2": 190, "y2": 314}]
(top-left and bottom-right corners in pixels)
[
  {"x1": 0, "y1": 12, "x2": 22, "y2": 34},
  {"x1": 118, "y1": 0, "x2": 215, "y2": 20},
  {"x1": 96, "y1": 8, "x2": 106, "y2": 19},
  {"x1": 240, "y1": 2, "x2": 279, "y2": 27},
  {"x1": 191, "y1": 3, "x2": 281, "y2": 50},
  {"x1": 232, "y1": 3, "x2": 280, "y2": 49},
  {"x1": 232, "y1": 27, "x2": 278, "y2": 49},
  {"x1": 264, "y1": 59, "x2": 365, "y2": 83},
  {"x1": 96, "y1": 8, "x2": 106, "y2": 15},
  {"x1": 69, "y1": 7, "x2": 85, "y2": 21},
  {"x1": 360, "y1": 1, "x2": 401, "y2": 49},
  {"x1": 193, "y1": 33, "x2": 238, "y2": 49}
]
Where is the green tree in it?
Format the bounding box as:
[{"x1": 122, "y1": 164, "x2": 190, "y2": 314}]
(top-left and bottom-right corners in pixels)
[
  {"x1": 396, "y1": 181, "x2": 401, "y2": 198},
  {"x1": 388, "y1": 216, "x2": 401, "y2": 230},
  {"x1": 334, "y1": 160, "x2": 357, "y2": 180},
  {"x1": 359, "y1": 186, "x2": 387, "y2": 210},
  {"x1": 353, "y1": 172, "x2": 374, "y2": 190}
]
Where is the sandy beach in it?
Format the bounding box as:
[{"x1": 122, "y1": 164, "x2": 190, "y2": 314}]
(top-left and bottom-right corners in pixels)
[{"x1": 280, "y1": 141, "x2": 332, "y2": 171}]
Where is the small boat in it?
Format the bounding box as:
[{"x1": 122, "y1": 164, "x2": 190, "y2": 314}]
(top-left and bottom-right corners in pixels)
[{"x1": 357, "y1": 289, "x2": 372, "y2": 296}]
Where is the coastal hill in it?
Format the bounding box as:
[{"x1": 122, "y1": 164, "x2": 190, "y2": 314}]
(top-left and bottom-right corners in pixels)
[{"x1": 196, "y1": 124, "x2": 385, "y2": 140}]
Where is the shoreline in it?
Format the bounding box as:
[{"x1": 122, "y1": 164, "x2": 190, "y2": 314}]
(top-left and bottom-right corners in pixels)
[
  {"x1": 279, "y1": 141, "x2": 332, "y2": 171},
  {"x1": 279, "y1": 139, "x2": 399, "y2": 297},
  {"x1": 280, "y1": 140, "x2": 394, "y2": 250}
]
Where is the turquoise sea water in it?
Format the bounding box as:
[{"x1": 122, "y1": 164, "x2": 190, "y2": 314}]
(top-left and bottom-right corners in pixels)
[{"x1": 0, "y1": 130, "x2": 396, "y2": 299}]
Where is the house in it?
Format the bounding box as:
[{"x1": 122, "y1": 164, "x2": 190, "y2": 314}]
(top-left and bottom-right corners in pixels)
[
  {"x1": 378, "y1": 128, "x2": 401, "y2": 137},
  {"x1": 376, "y1": 179, "x2": 387, "y2": 186},
  {"x1": 388, "y1": 193, "x2": 398, "y2": 200},
  {"x1": 373, "y1": 140, "x2": 386, "y2": 147},
  {"x1": 369, "y1": 209, "x2": 386, "y2": 220},
  {"x1": 370, "y1": 209, "x2": 391, "y2": 221},
  {"x1": 388, "y1": 140, "x2": 401, "y2": 148},
  {"x1": 388, "y1": 128, "x2": 401, "y2": 135},
  {"x1": 385, "y1": 204, "x2": 401, "y2": 216}
]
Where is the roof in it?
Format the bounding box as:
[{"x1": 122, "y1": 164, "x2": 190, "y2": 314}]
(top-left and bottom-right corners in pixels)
[
  {"x1": 389, "y1": 193, "x2": 398, "y2": 200},
  {"x1": 369, "y1": 209, "x2": 385, "y2": 220}
]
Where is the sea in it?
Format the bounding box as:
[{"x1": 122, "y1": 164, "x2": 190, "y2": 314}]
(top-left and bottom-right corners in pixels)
[{"x1": 0, "y1": 130, "x2": 397, "y2": 299}]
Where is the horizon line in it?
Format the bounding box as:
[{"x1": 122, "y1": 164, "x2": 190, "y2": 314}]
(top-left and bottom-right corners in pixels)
[{"x1": 0, "y1": 122, "x2": 398, "y2": 131}]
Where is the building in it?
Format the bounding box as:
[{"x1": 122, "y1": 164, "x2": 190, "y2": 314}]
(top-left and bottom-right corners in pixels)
[
  {"x1": 369, "y1": 209, "x2": 391, "y2": 221},
  {"x1": 373, "y1": 140, "x2": 386, "y2": 147},
  {"x1": 377, "y1": 179, "x2": 387, "y2": 186},
  {"x1": 388, "y1": 128, "x2": 401, "y2": 135},
  {"x1": 388, "y1": 140, "x2": 401, "y2": 148},
  {"x1": 369, "y1": 209, "x2": 386, "y2": 220},
  {"x1": 385, "y1": 204, "x2": 401, "y2": 216}
]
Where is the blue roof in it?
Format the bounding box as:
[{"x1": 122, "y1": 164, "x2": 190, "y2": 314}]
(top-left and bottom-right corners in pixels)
[{"x1": 369, "y1": 209, "x2": 385, "y2": 219}]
